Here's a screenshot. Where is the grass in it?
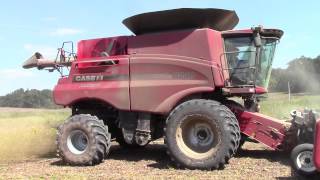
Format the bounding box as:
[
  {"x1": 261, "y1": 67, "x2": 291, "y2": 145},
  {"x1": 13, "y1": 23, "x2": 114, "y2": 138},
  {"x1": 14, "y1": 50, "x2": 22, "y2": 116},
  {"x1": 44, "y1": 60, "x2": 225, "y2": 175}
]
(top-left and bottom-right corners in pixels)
[
  {"x1": 260, "y1": 93, "x2": 320, "y2": 120},
  {"x1": 0, "y1": 108, "x2": 70, "y2": 161},
  {"x1": 0, "y1": 93, "x2": 319, "y2": 162}
]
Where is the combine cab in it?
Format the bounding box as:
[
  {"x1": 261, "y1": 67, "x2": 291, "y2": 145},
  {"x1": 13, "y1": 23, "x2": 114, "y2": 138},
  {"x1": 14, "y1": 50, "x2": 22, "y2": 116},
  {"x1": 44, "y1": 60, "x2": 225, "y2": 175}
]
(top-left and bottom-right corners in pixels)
[{"x1": 23, "y1": 8, "x2": 320, "y2": 175}]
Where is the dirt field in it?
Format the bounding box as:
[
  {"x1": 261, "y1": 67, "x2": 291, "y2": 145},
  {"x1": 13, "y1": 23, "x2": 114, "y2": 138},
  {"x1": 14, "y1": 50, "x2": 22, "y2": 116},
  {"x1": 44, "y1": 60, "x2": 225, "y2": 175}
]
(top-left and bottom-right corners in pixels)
[
  {"x1": 0, "y1": 93, "x2": 319, "y2": 179},
  {"x1": 0, "y1": 141, "x2": 314, "y2": 180}
]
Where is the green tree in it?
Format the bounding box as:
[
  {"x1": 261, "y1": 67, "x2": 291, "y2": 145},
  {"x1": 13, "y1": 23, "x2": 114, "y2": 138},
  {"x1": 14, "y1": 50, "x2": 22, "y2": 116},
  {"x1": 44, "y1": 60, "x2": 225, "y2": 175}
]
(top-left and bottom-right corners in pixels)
[{"x1": 0, "y1": 89, "x2": 59, "y2": 109}]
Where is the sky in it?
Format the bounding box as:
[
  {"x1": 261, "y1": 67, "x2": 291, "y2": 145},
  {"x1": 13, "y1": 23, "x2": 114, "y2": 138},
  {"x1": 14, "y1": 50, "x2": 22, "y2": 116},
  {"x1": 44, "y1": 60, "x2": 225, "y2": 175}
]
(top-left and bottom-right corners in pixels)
[{"x1": 0, "y1": 0, "x2": 319, "y2": 95}]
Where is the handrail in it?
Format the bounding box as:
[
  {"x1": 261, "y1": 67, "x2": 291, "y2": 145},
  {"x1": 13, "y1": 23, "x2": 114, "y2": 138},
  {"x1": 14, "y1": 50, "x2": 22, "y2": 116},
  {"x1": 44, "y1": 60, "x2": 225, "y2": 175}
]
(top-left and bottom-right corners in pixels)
[
  {"x1": 74, "y1": 58, "x2": 119, "y2": 64},
  {"x1": 74, "y1": 58, "x2": 119, "y2": 69}
]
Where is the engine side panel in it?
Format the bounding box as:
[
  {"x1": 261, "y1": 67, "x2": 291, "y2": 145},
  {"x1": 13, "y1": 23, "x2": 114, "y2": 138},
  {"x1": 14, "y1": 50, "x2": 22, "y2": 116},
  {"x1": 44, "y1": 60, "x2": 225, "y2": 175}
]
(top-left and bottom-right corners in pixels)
[
  {"x1": 53, "y1": 56, "x2": 130, "y2": 110},
  {"x1": 129, "y1": 54, "x2": 214, "y2": 114},
  {"x1": 127, "y1": 29, "x2": 225, "y2": 114}
]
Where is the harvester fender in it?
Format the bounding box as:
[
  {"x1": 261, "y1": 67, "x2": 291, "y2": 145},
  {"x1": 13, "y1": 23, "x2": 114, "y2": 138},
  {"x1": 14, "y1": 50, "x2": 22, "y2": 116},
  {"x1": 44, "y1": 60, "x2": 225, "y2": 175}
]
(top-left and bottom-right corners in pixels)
[
  {"x1": 154, "y1": 87, "x2": 214, "y2": 113},
  {"x1": 314, "y1": 120, "x2": 320, "y2": 170}
]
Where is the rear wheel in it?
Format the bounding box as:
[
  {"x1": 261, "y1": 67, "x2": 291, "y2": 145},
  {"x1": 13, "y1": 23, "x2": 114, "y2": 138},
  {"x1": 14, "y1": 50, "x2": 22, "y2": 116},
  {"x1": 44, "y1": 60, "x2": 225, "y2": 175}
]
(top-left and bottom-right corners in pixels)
[
  {"x1": 57, "y1": 114, "x2": 111, "y2": 166},
  {"x1": 165, "y1": 99, "x2": 240, "y2": 169},
  {"x1": 291, "y1": 143, "x2": 317, "y2": 176}
]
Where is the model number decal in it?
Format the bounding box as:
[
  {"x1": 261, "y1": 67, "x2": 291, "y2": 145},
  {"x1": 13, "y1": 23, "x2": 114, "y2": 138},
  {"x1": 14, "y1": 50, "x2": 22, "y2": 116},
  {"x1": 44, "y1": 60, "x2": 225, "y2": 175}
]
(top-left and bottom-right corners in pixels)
[{"x1": 172, "y1": 72, "x2": 195, "y2": 80}]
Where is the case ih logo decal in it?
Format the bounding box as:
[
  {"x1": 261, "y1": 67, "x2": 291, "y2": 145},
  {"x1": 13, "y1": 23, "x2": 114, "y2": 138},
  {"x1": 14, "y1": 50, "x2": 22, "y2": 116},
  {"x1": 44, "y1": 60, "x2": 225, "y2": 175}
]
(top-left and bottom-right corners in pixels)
[
  {"x1": 73, "y1": 75, "x2": 124, "y2": 82},
  {"x1": 73, "y1": 72, "x2": 194, "y2": 82}
]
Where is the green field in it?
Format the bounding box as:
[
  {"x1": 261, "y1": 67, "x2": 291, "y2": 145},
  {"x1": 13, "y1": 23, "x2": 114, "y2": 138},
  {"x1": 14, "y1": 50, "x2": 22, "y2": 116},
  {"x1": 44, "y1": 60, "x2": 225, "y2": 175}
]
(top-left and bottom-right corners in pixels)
[
  {"x1": 260, "y1": 93, "x2": 320, "y2": 120},
  {"x1": 0, "y1": 93, "x2": 319, "y2": 162}
]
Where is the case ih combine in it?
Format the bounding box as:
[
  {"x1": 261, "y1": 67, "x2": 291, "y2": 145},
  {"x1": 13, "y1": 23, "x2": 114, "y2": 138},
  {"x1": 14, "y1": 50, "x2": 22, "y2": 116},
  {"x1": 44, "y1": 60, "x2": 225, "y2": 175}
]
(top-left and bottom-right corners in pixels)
[{"x1": 23, "y1": 8, "x2": 320, "y2": 176}]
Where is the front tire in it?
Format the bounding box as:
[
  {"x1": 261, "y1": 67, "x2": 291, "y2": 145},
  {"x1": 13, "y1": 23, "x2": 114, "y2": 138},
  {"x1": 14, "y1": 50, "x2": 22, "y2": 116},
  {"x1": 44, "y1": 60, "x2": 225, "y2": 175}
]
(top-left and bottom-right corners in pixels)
[
  {"x1": 291, "y1": 143, "x2": 317, "y2": 176},
  {"x1": 165, "y1": 99, "x2": 240, "y2": 169},
  {"x1": 223, "y1": 100, "x2": 247, "y2": 149},
  {"x1": 57, "y1": 114, "x2": 111, "y2": 166}
]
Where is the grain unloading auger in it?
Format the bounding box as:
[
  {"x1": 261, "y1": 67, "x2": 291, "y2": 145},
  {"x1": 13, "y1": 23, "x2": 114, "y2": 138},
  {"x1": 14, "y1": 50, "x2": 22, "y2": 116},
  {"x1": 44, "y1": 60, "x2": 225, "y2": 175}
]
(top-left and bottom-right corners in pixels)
[
  {"x1": 22, "y1": 8, "x2": 320, "y2": 176},
  {"x1": 23, "y1": 42, "x2": 76, "y2": 75}
]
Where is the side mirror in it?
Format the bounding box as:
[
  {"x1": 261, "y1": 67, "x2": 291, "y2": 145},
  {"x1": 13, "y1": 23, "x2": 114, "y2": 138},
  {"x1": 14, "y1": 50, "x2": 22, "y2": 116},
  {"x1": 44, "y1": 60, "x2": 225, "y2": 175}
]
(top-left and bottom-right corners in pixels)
[
  {"x1": 254, "y1": 32, "x2": 262, "y2": 47},
  {"x1": 252, "y1": 26, "x2": 263, "y2": 47}
]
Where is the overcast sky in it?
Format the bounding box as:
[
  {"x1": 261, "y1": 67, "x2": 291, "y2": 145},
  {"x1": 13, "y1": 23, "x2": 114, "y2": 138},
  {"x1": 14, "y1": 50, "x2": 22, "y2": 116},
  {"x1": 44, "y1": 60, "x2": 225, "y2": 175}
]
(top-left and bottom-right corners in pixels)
[{"x1": 0, "y1": 0, "x2": 319, "y2": 95}]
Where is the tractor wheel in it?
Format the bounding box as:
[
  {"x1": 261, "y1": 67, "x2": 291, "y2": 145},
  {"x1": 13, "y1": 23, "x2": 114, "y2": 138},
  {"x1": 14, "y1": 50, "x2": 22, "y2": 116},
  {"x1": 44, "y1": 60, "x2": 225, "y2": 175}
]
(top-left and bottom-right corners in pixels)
[
  {"x1": 291, "y1": 143, "x2": 317, "y2": 176},
  {"x1": 57, "y1": 114, "x2": 111, "y2": 166},
  {"x1": 165, "y1": 99, "x2": 240, "y2": 169},
  {"x1": 223, "y1": 100, "x2": 245, "y2": 149}
]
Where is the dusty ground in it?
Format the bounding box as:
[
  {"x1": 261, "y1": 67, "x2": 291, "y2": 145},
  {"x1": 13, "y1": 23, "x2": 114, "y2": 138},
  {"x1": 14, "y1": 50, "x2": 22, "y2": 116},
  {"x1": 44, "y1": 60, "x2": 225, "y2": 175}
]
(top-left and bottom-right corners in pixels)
[
  {"x1": 0, "y1": 104, "x2": 318, "y2": 179},
  {"x1": 0, "y1": 141, "x2": 316, "y2": 180},
  {"x1": 0, "y1": 107, "x2": 64, "y2": 112}
]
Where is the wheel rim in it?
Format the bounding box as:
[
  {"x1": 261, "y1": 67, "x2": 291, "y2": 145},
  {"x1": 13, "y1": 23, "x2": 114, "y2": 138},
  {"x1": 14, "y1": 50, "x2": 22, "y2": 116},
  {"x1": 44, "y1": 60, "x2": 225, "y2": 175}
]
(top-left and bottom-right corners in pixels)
[
  {"x1": 296, "y1": 150, "x2": 316, "y2": 173},
  {"x1": 176, "y1": 115, "x2": 220, "y2": 159},
  {"x1": 67, "y1": 130, "x2": 89, "y2": 155}
]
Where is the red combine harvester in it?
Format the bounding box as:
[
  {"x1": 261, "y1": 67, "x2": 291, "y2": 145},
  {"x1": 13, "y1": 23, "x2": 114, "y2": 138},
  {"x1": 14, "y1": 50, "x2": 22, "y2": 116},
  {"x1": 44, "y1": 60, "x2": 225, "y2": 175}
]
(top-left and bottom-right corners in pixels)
[{"x1": 23, "y1": 8, "x2": 320, "y2": 175}]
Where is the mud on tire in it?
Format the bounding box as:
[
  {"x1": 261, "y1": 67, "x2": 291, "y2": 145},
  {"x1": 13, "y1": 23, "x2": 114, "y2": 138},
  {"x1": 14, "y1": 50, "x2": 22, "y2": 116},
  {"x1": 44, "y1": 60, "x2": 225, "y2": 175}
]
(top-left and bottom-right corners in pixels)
[
  {"x1": 57, "y1": 114, "x2": 111, "y2": 166},
  {"x1": 164, "y1": 99, "x2": 240, "y2": 169}
]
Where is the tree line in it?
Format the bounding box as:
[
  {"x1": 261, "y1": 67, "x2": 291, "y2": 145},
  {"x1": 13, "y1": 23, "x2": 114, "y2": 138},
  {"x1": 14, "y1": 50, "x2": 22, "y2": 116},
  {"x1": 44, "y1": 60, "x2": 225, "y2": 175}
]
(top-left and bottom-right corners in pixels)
[
  {"x1": 269, "y1": 55, "x2": 320, "y2": 93},
  {"x1": 0, "y1": 88, "x2": 59, "y2": 109}
]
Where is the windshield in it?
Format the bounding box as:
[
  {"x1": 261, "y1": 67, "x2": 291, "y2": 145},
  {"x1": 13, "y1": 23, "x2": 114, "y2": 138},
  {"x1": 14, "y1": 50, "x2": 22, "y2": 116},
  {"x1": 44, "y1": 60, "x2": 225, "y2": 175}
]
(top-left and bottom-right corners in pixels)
[
  {"x1": 256, "y1": 38, "x2": 277, "y2": 88},
  {"x1": 224, "y1": 37, "x2": 256, "y2": 86},
  {"x1": 224, "y1": 36, "x2": 277, "y2": 89}
]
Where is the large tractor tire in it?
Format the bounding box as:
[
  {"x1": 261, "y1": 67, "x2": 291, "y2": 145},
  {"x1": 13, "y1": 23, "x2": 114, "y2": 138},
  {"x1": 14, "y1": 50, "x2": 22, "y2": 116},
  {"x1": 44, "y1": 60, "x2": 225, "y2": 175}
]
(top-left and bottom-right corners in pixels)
[
  {"x1": 291, "y1": 143, "x2": 317, "y2": 176},
  {"x1": 223, "y1": 99, "x2": 247, "y2": 148},
  {"x1": 57, "y1": 114, "x2": 111, "y2": 166},
  {"x1": 165, "y1": 99, "x2": 241, "y2": 169}
]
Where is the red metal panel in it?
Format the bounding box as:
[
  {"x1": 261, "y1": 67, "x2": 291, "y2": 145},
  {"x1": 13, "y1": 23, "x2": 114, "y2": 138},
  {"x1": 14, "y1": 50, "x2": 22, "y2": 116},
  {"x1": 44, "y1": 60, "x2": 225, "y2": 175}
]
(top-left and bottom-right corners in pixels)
[
  {"x1": 238, "y1": 111, "x2": 289, "y2": 150},
  {"x1": 314, "y1": 120, "x2": 320, "y2": 170},
  {"x1": 206, "y1": 29, "x2": 225, "y2": 87},
  {"x1": 77, "y1": 36, "x2": 128, "y2": 60},
  {"x1": 127, "y1": 28, "x2": 226, "y2": 114},
  {"x1": 127, "y1": 28, "x2": 225, "y2": 63},
  {"x1": 53, "y1": 56, "x2": 130, "y2": 110},
  {"x1": 54, "y1": 28, "x2": 227, "y2": 112},
  {"x1": 129, "y1": 54, "x2": 214, "y2": 114}
]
